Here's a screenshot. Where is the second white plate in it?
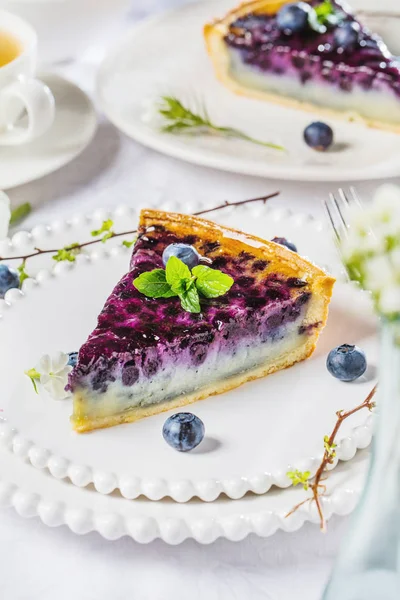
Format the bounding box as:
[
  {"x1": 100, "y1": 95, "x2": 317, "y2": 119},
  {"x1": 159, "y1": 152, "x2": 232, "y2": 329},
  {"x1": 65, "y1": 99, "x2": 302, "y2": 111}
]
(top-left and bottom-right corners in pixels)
[
  {"x1": 0, "y1": 203, "x2": 377, "y2": 502},
  {"x1": 97, "y1": 0, "x2": 400, "y2": 182}
]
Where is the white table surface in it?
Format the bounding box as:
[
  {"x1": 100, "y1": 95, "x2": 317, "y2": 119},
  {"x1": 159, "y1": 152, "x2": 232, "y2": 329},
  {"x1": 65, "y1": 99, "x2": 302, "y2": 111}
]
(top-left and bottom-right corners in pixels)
[{"x1": 1, "y1": 1, "x2": 399, "y2": 599}]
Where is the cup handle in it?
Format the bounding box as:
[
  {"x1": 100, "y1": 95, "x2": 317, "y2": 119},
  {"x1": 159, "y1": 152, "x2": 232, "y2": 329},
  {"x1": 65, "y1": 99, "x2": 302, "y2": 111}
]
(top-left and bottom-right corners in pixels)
[{"x1": 0, "y1": 76, "x2": 55, "y2": 146}]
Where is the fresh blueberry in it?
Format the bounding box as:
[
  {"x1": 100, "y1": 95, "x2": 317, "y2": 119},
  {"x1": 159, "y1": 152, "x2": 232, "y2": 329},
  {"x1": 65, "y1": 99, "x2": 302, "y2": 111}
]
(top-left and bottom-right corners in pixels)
[
  {"x1": 162, "y1": 412, "x2": 205, "y2": 452},
  {"x1": 67, "y1": 352, "x2": 78, "y2": 368},
  {"x1": 271, "y1": 237, "x2": 298, "y2": 252},
  {"x1": 334, "y1": 22, "x2": 360, "y2": 51},
  {"x1": 162, "y1": 243, "x2": 200, "y2": 270},
  {"x1": 276, "y1": 2, "x2": 311, "y2": 35},
  {"x1": 303, "y1": 122, "x2": 334, "y2": 151},
  {"x1": 0, "y1": 264, "x2": 20, "y2": 298},
  {"x1": 327, "y1": 344, "x2": 367, "y2": 382}
]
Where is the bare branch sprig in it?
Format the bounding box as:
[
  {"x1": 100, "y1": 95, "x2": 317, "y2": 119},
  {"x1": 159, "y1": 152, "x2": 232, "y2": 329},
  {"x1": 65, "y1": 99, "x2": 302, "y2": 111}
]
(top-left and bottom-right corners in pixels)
[
  {"x1": 286, "y1": 384, "x2": 377, "y2": 531},
  {"x1": 0, "y1": 191, "x2": 280, "y2": 265}
]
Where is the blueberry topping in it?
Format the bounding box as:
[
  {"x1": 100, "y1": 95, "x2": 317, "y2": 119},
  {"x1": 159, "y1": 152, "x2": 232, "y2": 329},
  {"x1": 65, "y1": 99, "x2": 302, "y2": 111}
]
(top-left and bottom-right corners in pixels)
[
  {"x1": 304, "y1": 122, "x2": 334, "y2": 151},
  {"x1": 276, "y1": 2, "x2": 311, "y2": 35},
  {"x1": 67, "y1": 352, "x2": 78, "y2": 367},
  {"x1": 162, "y1": 412, "x2": 205, "y2": 452},
  {"x1": 0, "y1": 264, "x2": 19, "y2": 298},
  {"x1": 327, "y1": 344, "x2": 367, "y2": 382},
  {"x1": 271, "y1": 237, "x2": 298, "y2": 252},
  {"x1": 162, "y1": 243, "x2": 200, "y2": 269},
  {"x1": 334, "y1": 22, "x2": 360, "y2": 51}
]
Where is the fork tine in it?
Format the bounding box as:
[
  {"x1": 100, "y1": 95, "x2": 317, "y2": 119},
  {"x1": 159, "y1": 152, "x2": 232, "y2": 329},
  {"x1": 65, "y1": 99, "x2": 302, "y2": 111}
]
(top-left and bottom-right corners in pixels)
[
  {"x1": 348, "y1": 185, "x2": 363, "y2": 208},
  {"x1": 324, "y1": 195, "x2": 341, "y2": 243},
  {"x1": 332, "y1": 190, "x2": 349, "y2": 231}
]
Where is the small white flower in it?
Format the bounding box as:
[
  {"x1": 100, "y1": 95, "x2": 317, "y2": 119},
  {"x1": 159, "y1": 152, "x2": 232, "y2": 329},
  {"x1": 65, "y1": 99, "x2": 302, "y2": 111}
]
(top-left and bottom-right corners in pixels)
[
  {"x1": 364, "y1": 255, "x2": 396, "y2": 293},
  {"x1": 378, "y1": 284, "x2": 400, "y2": 316},
  {"x1": 37, "y1": 352, "x2": 72, "y2": 400},
  {"x1": 0, "y1": 190, "x2": 11, "y2": 240}
]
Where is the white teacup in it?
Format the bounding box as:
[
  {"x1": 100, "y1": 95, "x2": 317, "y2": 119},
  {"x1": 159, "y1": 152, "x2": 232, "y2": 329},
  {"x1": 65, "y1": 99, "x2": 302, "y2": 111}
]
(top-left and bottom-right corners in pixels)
[{"x1": 0, "y1": 9, "x2": 54, "y2": 146}]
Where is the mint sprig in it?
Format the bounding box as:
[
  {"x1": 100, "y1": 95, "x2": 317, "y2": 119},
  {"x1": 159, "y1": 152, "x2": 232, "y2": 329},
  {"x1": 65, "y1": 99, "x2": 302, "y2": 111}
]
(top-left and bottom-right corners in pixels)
[
  {"x1": 308, "y1": 0, "x2": 345, "y2": 33},
  {"x1": 133, "y1": 256, "x2": 234, "y2": 313}
]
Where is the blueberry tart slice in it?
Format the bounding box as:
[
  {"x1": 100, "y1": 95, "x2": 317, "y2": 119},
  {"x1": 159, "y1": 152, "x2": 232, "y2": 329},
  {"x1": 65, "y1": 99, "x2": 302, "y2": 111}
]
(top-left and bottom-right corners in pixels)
[
  {"x1": 205, "y1": 0, "x2": 400, "y2": 131},
  {"x1": 68, "y1": 210, "x2": 334, "y2": 433}
]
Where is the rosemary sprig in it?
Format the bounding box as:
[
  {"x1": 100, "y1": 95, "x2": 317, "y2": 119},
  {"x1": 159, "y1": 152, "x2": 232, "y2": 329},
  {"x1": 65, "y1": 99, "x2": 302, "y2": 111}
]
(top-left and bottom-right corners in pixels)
[{"x1": 158, "y1": 96, "x2": 285, "y2": 152}]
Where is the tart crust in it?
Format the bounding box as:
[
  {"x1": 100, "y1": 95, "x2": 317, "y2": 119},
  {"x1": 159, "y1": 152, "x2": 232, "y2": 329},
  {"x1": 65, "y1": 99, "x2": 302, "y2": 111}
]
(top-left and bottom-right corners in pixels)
[
  {"x1": 204, "y1": 0, "x2": 400, "y2": 134},
  {"x1": 72, "y1": 209, "x2": 334, "y2": 433}
]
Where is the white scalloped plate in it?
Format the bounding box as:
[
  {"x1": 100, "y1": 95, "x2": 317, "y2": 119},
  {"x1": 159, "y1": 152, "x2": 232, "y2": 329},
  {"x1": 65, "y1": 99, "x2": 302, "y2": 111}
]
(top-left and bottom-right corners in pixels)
[
  {"x1": 97, "y1": 0, "x2": 400, "y2": 182},
  {"x1": 0, "y1": 203, "x2": 377, "y2": 502},
  {"x1": 0, "y1": 444, "x2": 368, "y2": 543}
]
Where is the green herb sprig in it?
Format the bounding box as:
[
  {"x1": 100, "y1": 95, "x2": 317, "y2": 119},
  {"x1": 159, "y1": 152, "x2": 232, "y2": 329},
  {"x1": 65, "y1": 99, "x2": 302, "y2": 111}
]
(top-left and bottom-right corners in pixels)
[
  {"x1": 133, "y1": 255, "x2": 234, "y2": 314},
  {"x1": 158, "y1": 96, "x2": 285, "y2": 152},
  {"x1": 309, "y1": 0, "x2": 345, "y2": 33}
]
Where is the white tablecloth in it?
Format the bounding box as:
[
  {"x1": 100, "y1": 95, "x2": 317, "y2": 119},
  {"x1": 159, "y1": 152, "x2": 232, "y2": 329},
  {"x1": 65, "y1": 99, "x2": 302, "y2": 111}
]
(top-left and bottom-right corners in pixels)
[{"x1": 1, "y1": 2, "x2": 399, "y2": 599}]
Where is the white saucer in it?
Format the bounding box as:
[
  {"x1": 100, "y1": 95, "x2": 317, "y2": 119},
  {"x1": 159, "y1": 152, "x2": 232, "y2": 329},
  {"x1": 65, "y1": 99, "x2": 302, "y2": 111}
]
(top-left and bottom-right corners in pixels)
[
  {"x1": 97, "y1": 0, "x2": 400, "y2": 182},
  {"x1": 0, "y1": 444, "x2": 368, "y2": 543},
  {"x1": 0, "y1": 202, "x2": 377, "y2": 502},
  {"x1": 0, "y1": 73, "x2": 97, "y2": 190}
]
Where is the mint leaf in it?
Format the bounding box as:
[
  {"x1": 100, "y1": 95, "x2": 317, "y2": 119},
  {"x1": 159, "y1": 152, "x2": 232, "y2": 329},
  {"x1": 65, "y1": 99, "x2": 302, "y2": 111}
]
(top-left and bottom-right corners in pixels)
[
  {"x1": 91, "y1": 219, "x2": 114, "y2": 237},
  {"x1": 192, "y1": 265, "x2": 234, "y2": 298},
  {"x1": 180, "y1": 285, "x2": 201, "y2": 313},
  {"x1": 315, "y1": 0, "x2": 334, "y2": 20},
  {"x1": 165, "y1": 256, "x2": 192, "y2": 293},
  {"x1": 133, "y1": 269, "x2": 177, "y2": 298},
  {"x1": 25, "y1": 368, "x2": 41, "y2": 394},
  {"x1": 10, "y1": 202, "x2": 31, "y2": 225}
]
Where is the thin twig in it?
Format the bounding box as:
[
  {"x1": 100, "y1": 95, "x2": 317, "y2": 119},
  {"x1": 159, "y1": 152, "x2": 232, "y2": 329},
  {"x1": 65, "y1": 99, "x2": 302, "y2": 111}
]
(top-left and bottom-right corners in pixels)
[
  {"x1": 286, "y1": 384, "x2": 377, "y2": 531},
  {"x1": 0, "y1": 192, "x2": 280, "y2": 263}
]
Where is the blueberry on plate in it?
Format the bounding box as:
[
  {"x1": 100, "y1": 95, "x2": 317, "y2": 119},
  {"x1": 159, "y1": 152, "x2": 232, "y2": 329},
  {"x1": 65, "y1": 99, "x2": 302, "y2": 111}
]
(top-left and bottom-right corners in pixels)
[
  {"x1": 162, "y1": 243, "x2": 200, "y2": 270},
  {"x1": 334, "y1": 22, "x2": 360, "y2": 51},
  {"x1": 163, "y1": 412, "x2": 205, "y2": 452},
  {"x1": 271, "y1": 237, "x2": 298, "y2": 253},
  {"x1": 0, "y1": 264, "x2": 20, "y2": 298},
  {"x1": 327, "y1": 344, "x2": 367, "y2": 382},
  {"x1": 304, "y1": 122, "x2": 334, "y2": 151},
  {"x1": 276, "y1": 2, "x2": 311, "y2": 35},
  {"x1": 67, "y1": 352, "x2": 78, "y2": 368}
]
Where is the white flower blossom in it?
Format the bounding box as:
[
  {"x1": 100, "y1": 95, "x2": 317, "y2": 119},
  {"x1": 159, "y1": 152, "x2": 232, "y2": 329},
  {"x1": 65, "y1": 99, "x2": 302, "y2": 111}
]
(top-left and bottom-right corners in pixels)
[
  {"x1": 341, "y1": 183, "x2": 400, "y2": 319},
  {"x1": 36, "y1": 352, "x2": 72, "y2": 400},
  {"x1": 0, "y1": 191, "x2": 11, "y2": 240},
  {"x1": 364, "y1": 255, "x2": 396, "y2": 293},
  {"x1": 378, "y1": 285, "x2": 400, "y2": 316}
]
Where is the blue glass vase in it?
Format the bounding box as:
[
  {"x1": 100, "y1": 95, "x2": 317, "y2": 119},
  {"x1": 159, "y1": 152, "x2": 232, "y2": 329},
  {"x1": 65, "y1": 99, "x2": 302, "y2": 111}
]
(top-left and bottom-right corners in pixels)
[{"x1": 323, "y1": 319, "x2": 400, "y2": 600}]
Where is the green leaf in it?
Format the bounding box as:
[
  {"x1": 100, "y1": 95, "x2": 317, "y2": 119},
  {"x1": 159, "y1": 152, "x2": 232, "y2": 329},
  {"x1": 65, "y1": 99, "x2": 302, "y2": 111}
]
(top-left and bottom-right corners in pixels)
[
  {"x1": 25, "y1": 368, "x2": 41, "y2": 394},
  {"x1": 157, "y1": 95, "x2": 285, "y2": 151},
  {"x1": 165, "y1": 256, "x2": 192, "y2": 293},
  {"x1": 17, "y1": 262, "x2": 29, "y2": 285},
  {"x1": 122, "y1": 239, "x2": 136, "y2": 249},
  {"x1": 323, "y1": 435, "x2": 337, "y2": 458},
  {"x1": 52, "y1": 242, "x2": 81, "y2": 263},
  {"x1": 287, "y1": 470, "x2": 311, "y2": 491},
  {"x1": 101, "y1": 232, "x2": 113, "y2": 243},
  {"x1": 180, "y1": 285, "x2": 201, "y2": 313},
  {"x1": 315, "y1": 0, "x2": 334, "y2": 19},
  {"x1": 10, "y1": 203, "x2": 31, "y2": 225},
  {"x1": 133, "y1": 269, "x2": 177, "y2": 298},
  {"x1": 91, "y1": 219, "x2": 114, "y2": 237},
  {"x1": 192, "y1": 265, "x2": 234, "y2": 298}
]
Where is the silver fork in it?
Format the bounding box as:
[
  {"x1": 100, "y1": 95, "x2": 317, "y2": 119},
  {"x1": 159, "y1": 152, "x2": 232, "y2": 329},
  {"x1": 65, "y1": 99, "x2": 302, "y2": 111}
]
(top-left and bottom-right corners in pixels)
[{"x1": 323, "y1": 185, "x2": 363, "y2": 244}]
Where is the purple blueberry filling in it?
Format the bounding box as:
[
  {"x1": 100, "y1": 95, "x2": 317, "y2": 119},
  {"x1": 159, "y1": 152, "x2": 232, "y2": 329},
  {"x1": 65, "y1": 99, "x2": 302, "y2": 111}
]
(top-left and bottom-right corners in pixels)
[
  {"x1": 68, "y1": 226, "x2": 313, "y2": 396},
  {"x1": 224, "y1": 0, "x2": 400, "y2": 98}
]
